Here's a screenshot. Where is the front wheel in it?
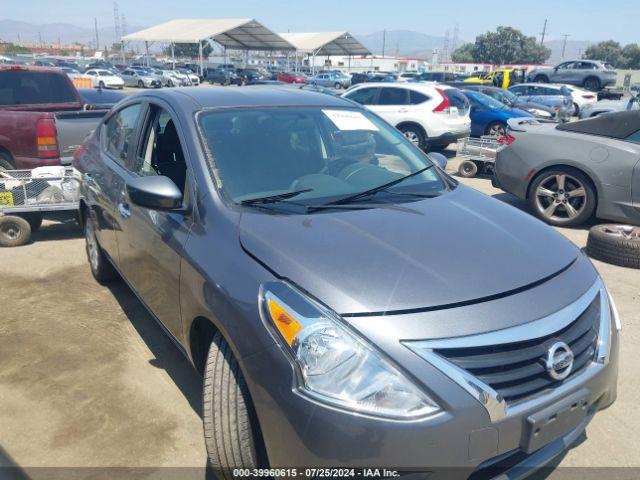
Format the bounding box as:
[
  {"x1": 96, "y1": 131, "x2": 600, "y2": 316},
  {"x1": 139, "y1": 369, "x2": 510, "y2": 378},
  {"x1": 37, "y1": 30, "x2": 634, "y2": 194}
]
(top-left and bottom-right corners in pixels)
[
  {"x1": 137, "y1": 80, "x2": 144, "y2": 88},
  {"x1": 98, "y1": 81, "x2": 105, "y2": 89},
  {"x1": 85, "y1": 215, "x2": 117, "y2": 283},
  {"x1": 334, "y1": 82, "x2": 341, "y2": 89},
  {"x1": 203, "y1": 332, "x2": 263, "y2": 478},
  {"x1": 573, "y1": 103, "x2": 580, "y2": 116},
  {"x1": 528, "y1": 168, "x2": 596, "y2": 227},
  {"x1": 534, "y1": 75, "x2": 549, "y2": 83}
]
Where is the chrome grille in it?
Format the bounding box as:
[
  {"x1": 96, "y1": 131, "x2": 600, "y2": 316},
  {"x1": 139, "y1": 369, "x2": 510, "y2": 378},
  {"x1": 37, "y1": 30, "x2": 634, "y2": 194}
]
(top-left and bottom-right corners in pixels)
[{"x1": 434, "y1": 296, "x2": 600, "y2": 404}]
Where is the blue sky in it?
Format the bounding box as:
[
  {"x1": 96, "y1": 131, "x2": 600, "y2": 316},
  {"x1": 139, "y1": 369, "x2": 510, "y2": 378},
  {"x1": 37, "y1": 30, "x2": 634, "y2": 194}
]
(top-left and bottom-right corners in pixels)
[{"x1": 2, "y1": 0, "x2": 637, "y2": 43}]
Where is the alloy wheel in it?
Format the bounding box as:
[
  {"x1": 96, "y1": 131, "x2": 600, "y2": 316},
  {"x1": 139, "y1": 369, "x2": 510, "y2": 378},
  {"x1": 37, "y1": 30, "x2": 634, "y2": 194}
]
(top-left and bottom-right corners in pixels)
[
  {"x1": 1, "y1": 222, "x2": 19, "y2": 240},
  {"x1": 534, "y1": 173, "x2": 587, "y2": 222},
  {"x1": 600, "y1": 225, "x2": 640, "y2": 240},
  {"x1": 403, "y1": 131, "x2": 420, "y2": 146},
  {"x1": 488, "y1": 124, "x2": 506, "y2": 137}
]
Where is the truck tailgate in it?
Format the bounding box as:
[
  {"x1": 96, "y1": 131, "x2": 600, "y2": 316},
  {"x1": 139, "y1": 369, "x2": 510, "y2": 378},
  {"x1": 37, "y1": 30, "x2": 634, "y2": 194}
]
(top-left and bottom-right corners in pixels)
[{"x1": 55, "y1": 110, "x2": 108, "y2": 163}]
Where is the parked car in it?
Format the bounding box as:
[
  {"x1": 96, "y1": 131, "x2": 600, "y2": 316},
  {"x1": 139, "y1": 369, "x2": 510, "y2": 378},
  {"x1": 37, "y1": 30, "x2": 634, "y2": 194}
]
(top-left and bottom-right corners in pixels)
[
  {"x1": 397, "y1": 72, "x2": 420, "y2": 82},
  {"x1": 83, "y1": 69, "x2": 124, "y2": 89},
  {"x1": 74, "y1": 86, "x2": 619, "y2": 478},
  {"x1": 277, "y1": 71, "x2": 307, "y2": 84},
  {"x1": 343, "y1": 82, "x2": 471, "y2": 150},
  {"x1": 236, "y1": 68, "x2": 265, "y2": 84},
  {"x1": 527, "y1": 60, "x2": 617, "y2": 91},
  {"x1": 508, "y1": 84, "x2": 573, "y2": 118},
  {"x1": 462, "y1": 89, "x2": 533, "y2": 137},
  {"x1": 205, "y1": 68, "x2": 243, "y2": 86},
  {"x1": 416, "y1": 71, "x2": 458, "y2": 83},
  {"x1": 177, "y1": 68, "x2": 200, "y2": 85},
  {"x1": 579, "y1": 94, "x2": 640, "y2": 119},
  {"x1": 60, "y1": 67, "x2": 82, "y2": 80},
  {"x1": 86, "y1": 61, "x2": 115, "y2": 71},
  {"x1": 0, "y1": 65, "x2": 110, "y2": 169},
  {"x1": 464, "y1": 68, "x2": 527, "y2": 89},
  {"x1": 367, "y1": 72, "x2": 398, "y2": 82},
  {"x1": 298, "y1": 84, "x2": 342, "y2": 96},
  {"x1": 454, "y1": 84, "x2": 560, "y2": 121},
  {"x1": 152, "y1": 68, "x2": 188, "y2": 87},
  {"x1": 310, "y1": 71, "x2": 351, "y2": 89},
  {"x1": 494, "y1": 111, "x2": 640, "y2": 226},
  {"x1": 350, "y1": 72, "x2": 374, "y2": 85},
  {"x1": 120, "y1": 69, "x2": 162, "y2": 88},
  {"x1": 565, "y1": 85, "x2": 598, "y2": 115}
]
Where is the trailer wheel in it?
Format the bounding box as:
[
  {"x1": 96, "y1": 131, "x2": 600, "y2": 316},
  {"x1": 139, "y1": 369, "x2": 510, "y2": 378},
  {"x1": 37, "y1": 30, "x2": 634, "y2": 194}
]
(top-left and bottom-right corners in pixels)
[
  {"x1": 0, "y1": 215, "x2": 31, "y2": 247},
  {"x1": 458, "y1": 160, "x2": 478, "y2": 178}
]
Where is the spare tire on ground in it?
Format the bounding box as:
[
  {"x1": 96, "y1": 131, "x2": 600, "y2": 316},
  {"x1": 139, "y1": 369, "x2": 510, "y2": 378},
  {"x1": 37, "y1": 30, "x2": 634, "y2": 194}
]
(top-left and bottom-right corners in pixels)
[{"x1": 586, "y1": 224, "x2": 640, "y2": 269}]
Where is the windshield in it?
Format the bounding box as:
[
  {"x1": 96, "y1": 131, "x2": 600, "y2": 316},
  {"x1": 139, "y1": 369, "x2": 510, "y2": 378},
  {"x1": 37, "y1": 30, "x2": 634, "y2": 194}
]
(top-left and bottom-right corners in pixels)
[
  {"x1": 198, "y1": 107, "x2": 446, "y2": 209},
  {"x1": 501, "y1": 89, "x2": 518, "y2": 103}
]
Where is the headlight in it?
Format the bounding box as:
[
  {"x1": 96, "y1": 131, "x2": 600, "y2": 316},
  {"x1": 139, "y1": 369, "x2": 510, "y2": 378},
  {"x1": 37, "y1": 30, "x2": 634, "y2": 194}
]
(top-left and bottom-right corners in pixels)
[
  {"x1": 261, "y1": 281, "x2": 441, "y2": 419},
  {"x1": 528, "y1": 108, "x2": 552, "y2": 118},
  {"x1": 597, "y1": 283, "x2": 620, "y2": 365}
]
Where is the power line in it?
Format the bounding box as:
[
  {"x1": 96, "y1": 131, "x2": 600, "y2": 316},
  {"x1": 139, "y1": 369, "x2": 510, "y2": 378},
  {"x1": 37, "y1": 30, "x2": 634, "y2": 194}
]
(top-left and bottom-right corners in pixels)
[{"x1": 561, "y1": 34, "x2": 570, "y2": 59}]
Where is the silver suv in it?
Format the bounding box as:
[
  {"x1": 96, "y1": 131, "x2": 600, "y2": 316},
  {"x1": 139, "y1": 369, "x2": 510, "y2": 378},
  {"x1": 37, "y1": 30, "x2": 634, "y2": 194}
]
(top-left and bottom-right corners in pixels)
[{"x1": 527, "y1": 60, "x2": 617, "y2": 91}]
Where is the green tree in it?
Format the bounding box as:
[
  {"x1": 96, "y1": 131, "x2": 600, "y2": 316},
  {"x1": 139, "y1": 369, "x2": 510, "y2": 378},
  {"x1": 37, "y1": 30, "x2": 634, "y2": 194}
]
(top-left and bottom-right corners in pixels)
[
  {"x1": 473, "y1": 26, "x2": 550, "y2": 64},
  {"x1": 3, "y1": 43, "x2": 31, "y2": 54},
  {"x1": 451, "y1": 43, "x2": 475, "y2": 63},
  {"x1": 583, "y1": 41, "x2": 623, "y2": 66},
  {"x1": 163, "y1": 41, "x2": 213, "y2": 58},
  {"x1": 621, "y1": 43, "x2": 640, "y2": 69}
]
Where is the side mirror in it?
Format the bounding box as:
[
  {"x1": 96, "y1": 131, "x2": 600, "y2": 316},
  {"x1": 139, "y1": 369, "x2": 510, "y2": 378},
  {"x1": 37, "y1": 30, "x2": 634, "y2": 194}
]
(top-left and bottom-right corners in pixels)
[
  {"x1": 126, "y1": 175, "x2": 183, "y2": 210},
  {"x1": 428, "y1": 152, "x2": 448, "y2": 170}
]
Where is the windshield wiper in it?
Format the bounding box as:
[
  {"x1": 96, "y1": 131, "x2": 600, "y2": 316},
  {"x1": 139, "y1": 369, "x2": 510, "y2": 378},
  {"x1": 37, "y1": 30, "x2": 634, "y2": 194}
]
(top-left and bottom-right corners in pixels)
[
  {"x1": 240, "y1": 188, "x2": 313, "y2": 206},
  {"x1": 323, "y1": 165, "x2": 435, "y2": 206}
]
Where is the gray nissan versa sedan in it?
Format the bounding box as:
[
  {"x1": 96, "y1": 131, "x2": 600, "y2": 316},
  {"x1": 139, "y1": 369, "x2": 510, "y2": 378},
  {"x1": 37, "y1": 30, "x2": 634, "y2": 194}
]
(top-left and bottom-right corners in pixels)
[{"x1": 73, "y1": 87, "x2": 620, "y2": 479}]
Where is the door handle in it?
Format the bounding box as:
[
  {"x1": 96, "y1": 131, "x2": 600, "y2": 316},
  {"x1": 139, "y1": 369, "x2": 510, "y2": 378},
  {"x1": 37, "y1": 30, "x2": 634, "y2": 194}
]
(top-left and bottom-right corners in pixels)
[
  {"x1": 118, "y1": 202, "x2": 131, "y2": 219},
  {"x1": 399, "y1": 108, "x2": 408, "y2": 113}
]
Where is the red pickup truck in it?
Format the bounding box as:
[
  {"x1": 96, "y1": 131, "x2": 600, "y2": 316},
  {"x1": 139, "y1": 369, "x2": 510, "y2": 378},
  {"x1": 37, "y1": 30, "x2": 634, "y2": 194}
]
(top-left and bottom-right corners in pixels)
[{"x1": 0, "y1": 65, "x2": 110, "y2": 170}]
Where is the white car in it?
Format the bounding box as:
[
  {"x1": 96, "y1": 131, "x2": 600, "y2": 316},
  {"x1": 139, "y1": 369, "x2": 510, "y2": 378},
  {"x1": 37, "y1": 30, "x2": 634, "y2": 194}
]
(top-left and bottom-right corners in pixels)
[
  {"x1": 177, "y1": 68, "x2": 200, "y2": 85},
  {"x1": 343, "y1": 82, "x2": 471, "y2": 150},
  {"x1": 565, "y1": 85, "x2": 598, "y2": 115},
  {"x1": 84, "y1": 69, "x2": 124, "y2": 89}
]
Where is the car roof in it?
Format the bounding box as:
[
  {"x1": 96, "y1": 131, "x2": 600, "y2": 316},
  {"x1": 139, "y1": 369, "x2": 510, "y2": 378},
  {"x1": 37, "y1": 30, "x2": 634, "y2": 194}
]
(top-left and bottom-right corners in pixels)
[
  {"x1": 350, "y1": 81, "x2": 447, "y2": 91},
  {"x1": 140, "y1": 86, "x2": 356, "y2": 109}
]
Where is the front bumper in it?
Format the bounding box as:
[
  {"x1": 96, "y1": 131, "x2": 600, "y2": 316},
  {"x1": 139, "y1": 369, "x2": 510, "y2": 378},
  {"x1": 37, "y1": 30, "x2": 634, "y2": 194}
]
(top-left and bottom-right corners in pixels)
[{"x1": 241, "y1": 274, "x2": 618, "y2": 478}]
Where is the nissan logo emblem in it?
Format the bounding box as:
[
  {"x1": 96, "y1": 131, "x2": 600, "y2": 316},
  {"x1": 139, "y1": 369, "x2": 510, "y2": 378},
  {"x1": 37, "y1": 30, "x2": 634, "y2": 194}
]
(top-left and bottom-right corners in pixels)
[{"x1": 546, "y1": 341, "x2": 574, "y2": 381}]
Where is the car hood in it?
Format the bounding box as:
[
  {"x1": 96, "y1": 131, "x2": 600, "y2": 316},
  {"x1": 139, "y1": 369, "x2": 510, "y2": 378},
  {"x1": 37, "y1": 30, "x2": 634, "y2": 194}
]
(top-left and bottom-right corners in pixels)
[
  {"x1": 504, "y1": 107, "x2": 534, "y2": 118},
  {"x1": 239, "y1": 185, "x2": 579, "y2": 315}
]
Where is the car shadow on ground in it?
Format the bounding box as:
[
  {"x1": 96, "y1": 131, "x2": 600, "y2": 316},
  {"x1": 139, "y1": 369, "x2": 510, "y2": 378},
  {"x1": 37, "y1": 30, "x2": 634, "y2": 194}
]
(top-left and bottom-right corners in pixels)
[
  {"x1": 106, "y1": 281, "x2": 204, "y2": 419},
  {"x1": 30, "y1": 219, "x2": 82, "y2": 243}
]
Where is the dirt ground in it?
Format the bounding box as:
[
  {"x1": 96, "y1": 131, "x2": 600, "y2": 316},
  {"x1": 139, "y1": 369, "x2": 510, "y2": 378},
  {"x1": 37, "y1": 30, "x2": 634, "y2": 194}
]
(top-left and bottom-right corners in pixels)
[{"x1": 0, "y1": 157, "x2": 638, "y2": 479}]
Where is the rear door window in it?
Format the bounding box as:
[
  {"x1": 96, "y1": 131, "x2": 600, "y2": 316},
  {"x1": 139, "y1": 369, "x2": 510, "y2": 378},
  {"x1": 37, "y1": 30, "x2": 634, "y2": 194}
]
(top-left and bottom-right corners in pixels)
[
  {"x1": 344, "y1": 87, "x2": 378, "y2": 105},
  {"x1": 101, "y1": 103, "x2": 142, "y2": 167},
  {"x1": 377, "y1": 87, "x2": 409, "y2": 105}
]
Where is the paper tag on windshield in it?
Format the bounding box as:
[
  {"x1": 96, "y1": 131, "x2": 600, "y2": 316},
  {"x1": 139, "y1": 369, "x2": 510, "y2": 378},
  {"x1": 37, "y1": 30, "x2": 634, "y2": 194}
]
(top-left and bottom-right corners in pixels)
[{"x1": 322, "y1": 110, "x2": 379, "y2": 131}]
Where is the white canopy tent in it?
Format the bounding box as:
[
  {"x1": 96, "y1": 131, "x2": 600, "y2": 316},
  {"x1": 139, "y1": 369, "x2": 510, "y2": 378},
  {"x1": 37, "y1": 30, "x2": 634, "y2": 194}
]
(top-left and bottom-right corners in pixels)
[
  {"x1": 278, "y1": 32, "x2": 371, "y2": 74},
  {"x1": 123, "y1": 18, "x2": 295, "y2": 73}
]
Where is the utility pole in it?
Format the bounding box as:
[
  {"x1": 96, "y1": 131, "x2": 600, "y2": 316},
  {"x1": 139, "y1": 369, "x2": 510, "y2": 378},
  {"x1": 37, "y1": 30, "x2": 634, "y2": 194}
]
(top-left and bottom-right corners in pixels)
[
  {"x1": 561, "y1": 34, "x2": 570, "y2": 59},
  {"x1": 381, "y1": 29, "x2": 386, "y2": 58},
  {"x1": 540, "y1": 19, "x2": 548, "y2": 46},
  {"x1": 94, "y1": 18, "x2": 100, "y2": 52},
  {"x1": 113, "y1": 2, "x2": 121, "y2": 47}
]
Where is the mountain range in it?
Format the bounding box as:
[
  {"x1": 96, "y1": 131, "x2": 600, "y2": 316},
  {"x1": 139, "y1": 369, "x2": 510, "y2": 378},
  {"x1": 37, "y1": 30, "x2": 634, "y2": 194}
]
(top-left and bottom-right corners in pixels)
[{"x1": 0, "y1": 19, "x2": 594, "y2": 64}]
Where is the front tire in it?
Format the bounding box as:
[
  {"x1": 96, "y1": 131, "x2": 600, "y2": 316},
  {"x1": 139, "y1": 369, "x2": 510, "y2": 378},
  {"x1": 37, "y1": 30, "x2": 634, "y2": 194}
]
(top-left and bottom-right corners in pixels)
[
  {"x1": 98, "y1": 81, "x2": 105, "y2": 89},
  {"x1": 0, "y1": 152, "x2": 14, "y2": 170},
  {"x1": 528, "y1": 167, "x2": 596, "y2": 227},
  {"x1": 85, "y1": 214, "x2": 117, "y2": 283},
  {"x1": 534, "y1": 75, "x2": 549, "y2": 83},
  {"x1": 203, "y1": 332, "x2": 262, "y2": 478},
  {"x1": 399, "y1": 124, "x2": 427, "y2": 151},
  {"x1": 137, "y1": 80, "x2": 144, "y2": 88},
  {"x1": 573, "y1": 103, "x2": 580, "y2": 116}
]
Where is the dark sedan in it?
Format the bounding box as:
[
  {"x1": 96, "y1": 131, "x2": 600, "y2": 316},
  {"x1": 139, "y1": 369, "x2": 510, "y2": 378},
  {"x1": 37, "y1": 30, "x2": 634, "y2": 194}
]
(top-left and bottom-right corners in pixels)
[{"x1": 73, "y1": 86, "x2": 618, "y2": 479}]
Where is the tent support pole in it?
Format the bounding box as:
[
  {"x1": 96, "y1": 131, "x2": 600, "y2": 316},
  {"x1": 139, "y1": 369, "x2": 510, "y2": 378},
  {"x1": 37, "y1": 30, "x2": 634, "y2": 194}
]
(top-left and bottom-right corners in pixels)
[
  {"x1": 171, "y1": 42, "x2": 175, "y2": 69},
  {"x1": 199, "y1": 41, "x2": 203, "y2": 77},
  {"x1": 144, "y1": 41, "x2": 149, "y2": 67}
]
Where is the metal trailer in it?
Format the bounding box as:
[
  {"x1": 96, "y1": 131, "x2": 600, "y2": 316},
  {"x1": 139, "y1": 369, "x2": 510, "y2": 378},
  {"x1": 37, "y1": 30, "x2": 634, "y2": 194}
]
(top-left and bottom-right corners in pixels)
[
  {"x1": 456, "y1": 136, "x2": 501, "y2": 178},
  {"x1": 0, "y1": 167, "x2": 81, "y2": 247}
]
